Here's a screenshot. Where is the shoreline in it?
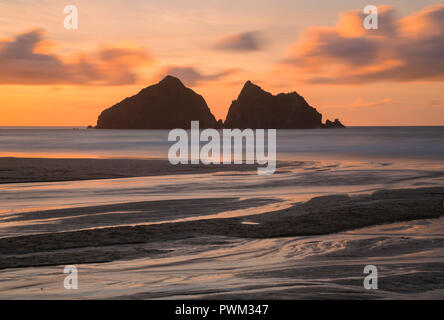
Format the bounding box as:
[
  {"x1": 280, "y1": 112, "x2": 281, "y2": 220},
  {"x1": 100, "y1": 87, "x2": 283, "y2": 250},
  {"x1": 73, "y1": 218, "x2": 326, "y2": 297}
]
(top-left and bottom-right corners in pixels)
[
  {"x1": 0, "y1": 157, "x2": 270, "y2": 184},
  {"x1": 1, "y1": 186, "x2": 443, "y2": 270}
]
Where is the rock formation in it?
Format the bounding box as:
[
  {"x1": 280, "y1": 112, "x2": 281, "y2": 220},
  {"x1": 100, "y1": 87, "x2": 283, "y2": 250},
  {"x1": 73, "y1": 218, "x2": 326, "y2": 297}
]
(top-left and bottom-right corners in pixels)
[
  {"x1": 95, "y1": 75, "x2": 218, "y2": 129},
  {"x1": 95, "y1": 77, "x2": 345, "y2": 129},
  {"x1": 224, "y1": 81, "x2": 345, "y2": 129},
  {"x1": 322, "y1": 119, "x2": 346, "y2": 128}
]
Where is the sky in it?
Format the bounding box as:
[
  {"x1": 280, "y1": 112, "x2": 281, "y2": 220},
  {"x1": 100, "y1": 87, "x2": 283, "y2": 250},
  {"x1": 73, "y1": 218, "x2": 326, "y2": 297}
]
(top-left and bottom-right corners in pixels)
[{"x1": 0, "y1": 0, "x2": 443, "y2": 126}]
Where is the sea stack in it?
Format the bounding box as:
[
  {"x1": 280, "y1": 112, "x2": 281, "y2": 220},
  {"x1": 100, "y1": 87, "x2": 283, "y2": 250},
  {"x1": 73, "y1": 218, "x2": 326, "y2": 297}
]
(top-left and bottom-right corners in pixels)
[
  {"x1": 224, "y1": 81, "x2": 345, "y2": 129},
  {"x1": 322, "y1": 119, "x2": 346, "y2": 128},
  {"x1": 95, "y1": 75, "x2": 218, "y2": 129}
]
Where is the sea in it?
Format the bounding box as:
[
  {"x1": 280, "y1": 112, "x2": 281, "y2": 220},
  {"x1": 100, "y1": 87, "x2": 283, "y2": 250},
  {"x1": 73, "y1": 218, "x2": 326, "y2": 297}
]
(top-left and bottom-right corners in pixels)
[{"x1": 0, "y1": 126, "x2": 444, "y2": 161}]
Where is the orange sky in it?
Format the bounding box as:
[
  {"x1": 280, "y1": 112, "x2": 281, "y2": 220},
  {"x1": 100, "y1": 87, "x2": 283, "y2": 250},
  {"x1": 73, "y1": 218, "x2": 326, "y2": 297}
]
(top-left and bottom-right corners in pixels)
[{"x1": 0, "y1": 1, "x2": 443, "y2": 126}]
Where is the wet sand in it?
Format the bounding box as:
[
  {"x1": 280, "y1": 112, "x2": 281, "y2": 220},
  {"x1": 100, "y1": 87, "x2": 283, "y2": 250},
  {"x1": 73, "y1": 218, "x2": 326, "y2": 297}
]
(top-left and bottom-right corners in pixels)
[
  {"x1": 1, "y1": 186, "x2": 442, "y2": 270},
  {"x1": 1, "y1": 217, "x2": 443, "y2": 299},
  {"x1": 0, "y1": 157, "x2": 261, "y2": 184},
  {"x1": 1, "y1": 157, "x2": 443, "y2": 299}
]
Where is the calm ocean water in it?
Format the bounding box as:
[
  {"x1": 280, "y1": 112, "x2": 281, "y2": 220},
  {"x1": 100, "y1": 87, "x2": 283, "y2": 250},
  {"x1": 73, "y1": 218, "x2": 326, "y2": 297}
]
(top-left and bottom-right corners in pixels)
[{"x1": 0, "y1": 126, "x2": 444, "y2": 161}]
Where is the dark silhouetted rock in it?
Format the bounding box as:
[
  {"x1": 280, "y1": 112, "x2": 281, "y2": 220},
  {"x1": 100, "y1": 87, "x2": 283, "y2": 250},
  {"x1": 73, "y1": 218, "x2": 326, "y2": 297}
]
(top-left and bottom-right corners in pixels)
[
  {"x1": 322, "y1": 119, "x2": 346, "y2": 129},
  {"x1": 224, "y1": 81, "x2": 344, "y2": 129},
  {"x1": 96, "y1": 75, "x2": 218, "y2": 129}
]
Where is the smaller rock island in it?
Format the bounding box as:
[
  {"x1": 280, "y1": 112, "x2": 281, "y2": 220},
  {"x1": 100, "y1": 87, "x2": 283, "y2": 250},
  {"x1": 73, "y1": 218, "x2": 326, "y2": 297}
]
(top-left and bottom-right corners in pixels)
[{"x1": 224, "y1": 81, "x2": 345, "y2": 129}]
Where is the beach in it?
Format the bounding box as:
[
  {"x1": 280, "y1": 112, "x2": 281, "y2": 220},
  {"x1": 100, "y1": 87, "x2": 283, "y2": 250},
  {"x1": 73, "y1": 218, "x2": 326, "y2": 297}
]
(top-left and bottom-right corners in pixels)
[
  {"x1": 2, "y1": 0, "x2": 444, "y2": 305},
  {"x1": 0, "y1": 153, "x2": 443, "y2": 299},
  {"x1": 0, "y1": 157, "x2": 259, "y2": 184},
  {"x1": 0, "y1": 127, "x2": 443, "y2": 299},
  {"x1": 1, "y1": 183, "x2": 443, "y2": 270}
]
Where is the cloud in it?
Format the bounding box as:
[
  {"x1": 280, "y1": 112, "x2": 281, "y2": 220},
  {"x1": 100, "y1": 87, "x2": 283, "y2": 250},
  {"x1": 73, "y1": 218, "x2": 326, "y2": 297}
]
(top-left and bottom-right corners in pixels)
[
  {"x1": 282, "y1": 5, "x2": 444, "y2": 84},
  {"x1": 429, "y1": 99, "x2": 444, "y2": 107},
  {"x1": 214, "y1": 31, "x2": 266, "y2": 52},
  {"x1": 348, "y1": 98, "x2": 393, "y2": 108},
  {"x1": 0, "y1": 29, "x2": 151, "y2": 85},
  {"x1": 162, "y1": 66, "x2": 237, "y2": 86}
]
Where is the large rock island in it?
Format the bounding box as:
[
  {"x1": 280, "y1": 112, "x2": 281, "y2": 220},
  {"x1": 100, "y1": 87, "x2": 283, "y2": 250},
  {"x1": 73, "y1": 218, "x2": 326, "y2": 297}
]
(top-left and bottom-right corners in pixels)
[
  {"x1": 224, "y1": 81, "x2": 345, "y2": 129},
  {"x1": 96, "y1": 75, "x2": 218, "y2": 129}
]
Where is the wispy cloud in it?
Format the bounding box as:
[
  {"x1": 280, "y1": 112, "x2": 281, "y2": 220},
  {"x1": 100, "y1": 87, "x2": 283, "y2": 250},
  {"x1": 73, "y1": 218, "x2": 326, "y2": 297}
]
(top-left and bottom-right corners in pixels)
[
  {"x1": 429, "y1": 99, "x2": 444, "y2": 107},
  {"x1": 0, "y1": 29, "x2": 151, "y2": 85},
  {"x1": 161, "y1": 66, "x2": 238, "y2": 86},
  {"x1": 213, "y1": 31, "x2": 266, "y2": 52},
  {"x1": 281, "y1": 5, "x2": 444, "y2": 84},
  {"x1": 348, "y1": 98, "x2": 393, "y2": 108}
]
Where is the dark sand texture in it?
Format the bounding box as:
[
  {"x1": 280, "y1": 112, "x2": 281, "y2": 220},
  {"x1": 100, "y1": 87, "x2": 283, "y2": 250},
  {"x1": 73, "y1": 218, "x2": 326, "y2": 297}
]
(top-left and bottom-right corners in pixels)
[
  {"x1": 0, "y1": 186, "x2": 443, "y2": 270},
  {"x1": 0, "y1": 157, "x2": 261, "y2": 184}
]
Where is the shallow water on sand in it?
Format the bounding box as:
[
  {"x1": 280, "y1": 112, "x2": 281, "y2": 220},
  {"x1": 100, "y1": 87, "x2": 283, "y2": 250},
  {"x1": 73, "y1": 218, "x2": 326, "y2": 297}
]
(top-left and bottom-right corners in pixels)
[
  {"x1": 1, "y1": 217, "x2": 443, "y2": 299},
  {"x1": 1, "y1": 127, "x2": 444, "y2": 299},
  {"x1": 0, "y1": 158, "x2": 443, "y2": 299},
  {"x1": 1, "y1": 160, "x2": 444, "y2": 237}
]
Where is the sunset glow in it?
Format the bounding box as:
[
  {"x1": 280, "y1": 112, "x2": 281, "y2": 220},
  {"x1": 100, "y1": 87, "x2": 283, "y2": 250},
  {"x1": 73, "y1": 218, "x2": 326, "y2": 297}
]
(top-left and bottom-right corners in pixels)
[{"x1": 0, "y1": 0, "x2": 443, "y2": 126}]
